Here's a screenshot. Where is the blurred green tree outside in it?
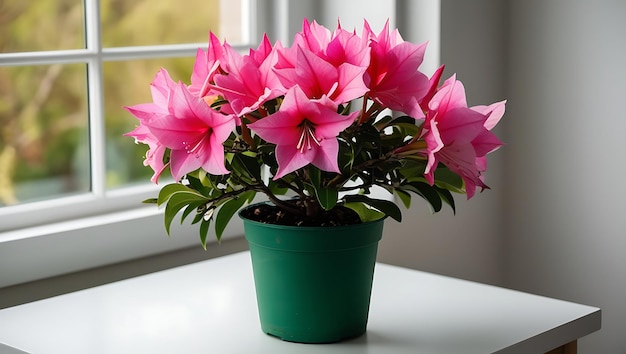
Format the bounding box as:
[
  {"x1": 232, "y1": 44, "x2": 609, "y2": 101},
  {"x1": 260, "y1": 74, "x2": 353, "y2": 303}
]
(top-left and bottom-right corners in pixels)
[{"x1": 0, "y1": 0, "x2": 232, "y2": 207}]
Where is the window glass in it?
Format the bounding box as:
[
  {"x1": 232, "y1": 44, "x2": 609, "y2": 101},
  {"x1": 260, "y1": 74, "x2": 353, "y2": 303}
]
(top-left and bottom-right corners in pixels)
[
  {"x1": 0, "y1": 0, "x2": 247, "y2": 211},
  {"x1": 0, "y1": 0, "x2": 85, "y2": 53},
  {"x1": 0, "y1": 64, "x2": 90, "y2": 207},
  {"x1": 103, "y1": 57, "x2": 195, "y2": 188},
  {"x1": 100, "y1": 0, "x2": 244, "y2": 47}
]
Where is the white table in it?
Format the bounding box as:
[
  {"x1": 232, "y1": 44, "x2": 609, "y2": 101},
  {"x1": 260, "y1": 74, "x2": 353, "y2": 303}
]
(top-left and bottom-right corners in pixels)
[{"x1": 0, "y1": 251, "x2": 600, "y2": 354}]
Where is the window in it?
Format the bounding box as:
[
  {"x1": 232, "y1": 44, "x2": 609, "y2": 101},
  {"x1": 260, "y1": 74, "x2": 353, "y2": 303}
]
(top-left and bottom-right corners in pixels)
[
  {"x1": 0, "y1": 0, "x2": 258, "y2": 288},
  {"x1": 0, "y1": 0, "x2": 253, "y2": 232}
]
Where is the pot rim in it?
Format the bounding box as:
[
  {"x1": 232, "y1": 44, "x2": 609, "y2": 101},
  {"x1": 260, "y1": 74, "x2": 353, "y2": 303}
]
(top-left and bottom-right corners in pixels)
[{"x1": 238, "y1": 201, "x2": 386, "y2": 231}]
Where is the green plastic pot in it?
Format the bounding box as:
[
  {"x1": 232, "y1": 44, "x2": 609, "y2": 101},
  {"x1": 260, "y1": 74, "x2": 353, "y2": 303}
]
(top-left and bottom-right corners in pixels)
[{"x1": 240, "y1": 203, "x2": 384, "y2": 344}]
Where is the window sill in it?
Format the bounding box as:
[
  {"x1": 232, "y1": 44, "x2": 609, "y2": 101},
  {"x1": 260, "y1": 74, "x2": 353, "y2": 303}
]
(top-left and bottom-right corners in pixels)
[
  {"x1": 0, "y1": 205, "x2": 245, "y2": 289},
  {"x1": 0, "y1": 236, "x2": 248, "y2": 309}
]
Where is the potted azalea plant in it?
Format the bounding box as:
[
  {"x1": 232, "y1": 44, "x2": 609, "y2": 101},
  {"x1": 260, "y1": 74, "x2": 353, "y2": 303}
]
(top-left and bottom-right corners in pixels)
[{"x1": 125, "y1": 19, "x2": 505, "y2": 343}]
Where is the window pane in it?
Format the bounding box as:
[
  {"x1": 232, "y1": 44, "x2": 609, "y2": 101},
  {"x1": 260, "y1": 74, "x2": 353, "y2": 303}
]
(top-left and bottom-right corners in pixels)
[
  {"x1": 100, "y1": 0, "x2": 244, "y2": 47},
  {"x1": 0, "y1": 64, "x2": 90, "y2": 207},
  {"x1": 104, "y1": 57, "x2": 195, "y2": 189},
  {"x1": 0, "y1": 0, "x2": 85, "y2": 53}
]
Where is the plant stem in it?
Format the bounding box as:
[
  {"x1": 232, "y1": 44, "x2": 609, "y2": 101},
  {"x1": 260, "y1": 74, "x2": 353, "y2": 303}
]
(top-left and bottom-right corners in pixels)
[
  {"x1": 240, "y1": 120, "x2": 256, "y2": 150},
  {"x1": 256, "y1": 184, "x2": 305, "y2": 216},
  {"x1": 358, "y1": 94, "x2": 371, "y2": 124}
]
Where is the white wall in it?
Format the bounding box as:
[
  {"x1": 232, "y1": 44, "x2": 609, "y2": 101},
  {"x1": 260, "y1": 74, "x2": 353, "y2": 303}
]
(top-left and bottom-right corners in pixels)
[
  {"x1": 504, "y1": 1, "x2": 626, "y2": 353},
  {"x1": 378, "y1": 0, "x2": 509, "y2": 286}
]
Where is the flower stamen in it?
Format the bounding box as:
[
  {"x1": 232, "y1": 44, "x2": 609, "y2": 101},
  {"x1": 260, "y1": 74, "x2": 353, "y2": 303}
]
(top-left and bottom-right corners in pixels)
[
  {"x1": 183, "y1": 129, "x2": 212, "y2": 156},
  {"x1": 296, "y1": 120, "x2": 322, "y2": 153}
]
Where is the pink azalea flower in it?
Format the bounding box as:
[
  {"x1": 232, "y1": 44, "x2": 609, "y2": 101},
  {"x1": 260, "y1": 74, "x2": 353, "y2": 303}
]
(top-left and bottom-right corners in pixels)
[
  {"x1": 189, "y1": 33, "x2": 227, "y2": 98},
  {"x1": 127, "y1": 69, "x2": 236, "y2": 182},
  {"x1": 212, "y1": 39, "x2": 285, "y2": 116},
  {"x1": 298, "y1": 19, "x2": 332, "y2": 55},
  {"x1": 422, "y1": 75, "x2": 504, "y2": 198},
  {"x1": 363, "y1": 20, "x2": 430, "y2": 119},
  {"x1": 274, "y1": 19, "x2": 370, "y2": 106},
  {"x1": 276, "y1": 19, "x2": 332, "y2": 68},
  {"x1": 124, "y1": 125, "x2": 168, "y2": 184},
  {"x1": 249, "y1": 34, "x2": 278, "y2": 66},
  {"x1": 149, "y1": 83, "x2": 236, "y2": 180},
  {"x1": 419, "y1": 64, "x2": 446, "y2": 110},
  {"x1": 248, "y1": 86, "x2": 358, "y2": 179},
  {"x1": 124, "y1": 69, "x2": 178, "y2": 183},
  {"x1": 290, "y1": 19, "x2": 370, "y2": 69},
  {"x1": 274, "y1": 46, "x2": 369, "y2": 106},
  {"x1": 472, "y1": 100, "x2": 507, "y2": 131}
]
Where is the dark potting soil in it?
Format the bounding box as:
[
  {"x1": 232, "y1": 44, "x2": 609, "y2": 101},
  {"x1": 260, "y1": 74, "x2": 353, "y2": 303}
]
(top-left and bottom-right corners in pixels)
[{"x1": 240, "y1": 202, "x2": 362, "y2": 227}]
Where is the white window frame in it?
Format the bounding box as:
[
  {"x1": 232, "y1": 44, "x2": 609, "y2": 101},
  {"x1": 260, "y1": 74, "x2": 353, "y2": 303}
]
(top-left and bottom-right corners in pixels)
[
  {"x1": 0, "y1": 0, "x2": 440, "y2": 289},
  {"x1": 0, "y1": 0, "x2": 258, "y2": 287},
  {"x1": 0, "y1": 0, "x2": 256, "y2": 233}
]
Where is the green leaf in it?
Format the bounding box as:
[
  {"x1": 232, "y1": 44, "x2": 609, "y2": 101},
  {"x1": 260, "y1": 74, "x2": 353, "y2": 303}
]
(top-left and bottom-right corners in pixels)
[
  {"x1": 343, "y1": 195, "x2": 402, "y2": 222},
  {"x1": 199, "y1": 219, "x2": 211, "y2": 250},
  {"x1": 225, "y1": 152, "x2": 235, "y2": 164},
  {"x1": 395, "y1": 189, "x2": 412, "y2": 209},
  {"x1": 246, "y1": 190, "x2": 257, "y2": 203},
  {"x1": 268, "y1": 180, "x2": 289, "y2": 196},
  {"x1": 306, "y1": 166, "x2": 338, "y2": 211},
  {"x1": 308, "y1": 166, "x2": 321, "y2": 186},
  {"x1": 198, "y1": 169, "x2": 214, "y2": 188},
  {"x1": 214, "y1": 191, "x2": 254, "y2": 241},
  {"x1": 389, "y1": 115, "x2": 416, "y2": 125},
  {"x1": 392, "y1": 122, "x2": 420, "y2": 135},
  {"x1": 191, "y1": 208, "x2": 205, "y2": 224},
  {"x1": 189, "y1": 169, "x2": 218, "y2": 192},
  {"x1": 157, "y1": 183, "x2": 205, "y2": 206},
  {"x1": 163, "y1": 192, "x2": 208, "y2": 235},
  {"x1": 344, "y1": 202, "x2": 386, "y2": 222},
  {"x1": 337, "y1": 139, "x2": 354, "y2": 172},
  {"x1": 142, "y1": 198, "x2": 158, "y2": 204},
  {"x1": 432, "y1": 167, "x2": 465, "y2": 193},
  {"x1": 404, "y1": 181, "x2": 442, "y2": 213},
  {"x1": 233, "y1": 153, "x2": 262, "y2": 182},
  {"x1": 398, "y1": 160, "x2": 427, "y2": 180},
  {"x1": 357, "y1": 124, "x2": 381, "y2": 149},
  {"x1": 164, "y1": 199, "x2": 189, "y2": 235},
  {"x1": 315, "y1": 187, "x2": 338, "y2": 211},
  {"x1": 338, "y1": 101, "x2": 352, "y2": 115},
  {"x1": 241, "y1": 150, "x2": 258, "y2": 158},
  {"x1": 373, "y1": 115, "x2": 394, "y2": 130},
  {"x1": 158, "y1": 183, "x2": 188, "y2": 205},
  {"x1": 436, "y1": 187, "x2": 456, "y2": 214},
  {"x1": 180, "y1": 200, "x2": 208, "y2": 224}
]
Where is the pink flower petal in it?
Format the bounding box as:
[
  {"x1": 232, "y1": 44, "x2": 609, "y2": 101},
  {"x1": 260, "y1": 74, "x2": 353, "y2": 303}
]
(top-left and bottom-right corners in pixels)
[
  {"x1": 249, "y1": 86, "x2": 355, "y2": 179},
  {"x1": 310, "y1": 139, "x2": 341, "y2": 173},
  {"x1": 273, "y1": 144, "x2": 313, "y2": 179},
  {"x1": 472, "y1": 100, "x2": 507, "y2": 130}
]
